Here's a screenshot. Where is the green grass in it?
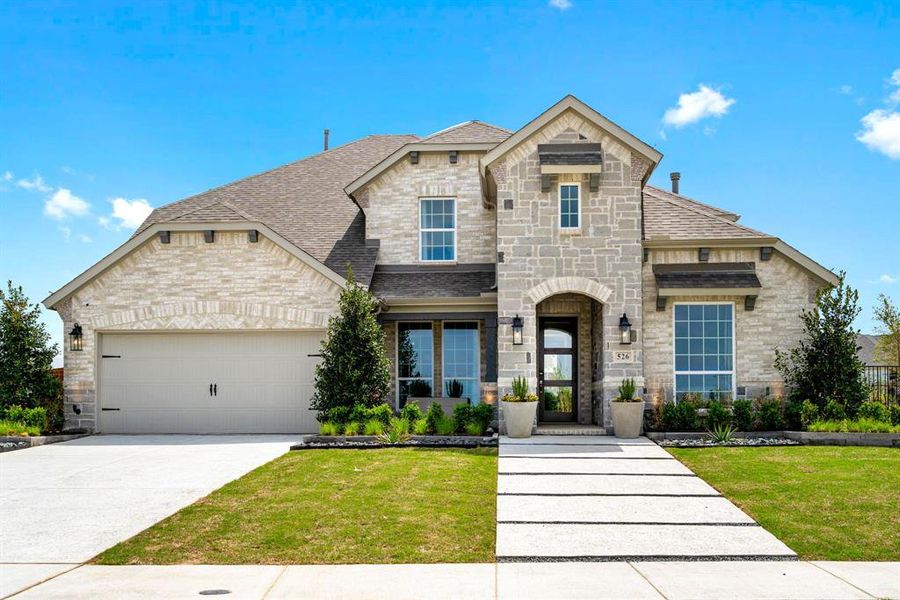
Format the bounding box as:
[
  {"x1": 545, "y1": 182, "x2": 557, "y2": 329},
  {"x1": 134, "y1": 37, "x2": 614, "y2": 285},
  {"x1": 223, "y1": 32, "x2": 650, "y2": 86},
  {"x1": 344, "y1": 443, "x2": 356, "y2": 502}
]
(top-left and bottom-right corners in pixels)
[
  {"x1": 0, "y1": 419, "x2": 41, "y2": 436},
  {"x1": 669, "y1": 446, "x2": 900, "y2": 560},
  {"x1": 95, "y1": 447, "x2": 497, "y2": 565},
  {"x1": 807, "y1": 418, "x2": 900, "y2": 433}
]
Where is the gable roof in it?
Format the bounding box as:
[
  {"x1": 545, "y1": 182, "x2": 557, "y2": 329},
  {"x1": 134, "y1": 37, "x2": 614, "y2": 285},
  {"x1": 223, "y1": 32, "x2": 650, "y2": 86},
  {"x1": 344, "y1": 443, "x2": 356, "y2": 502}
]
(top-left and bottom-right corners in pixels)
[
  {"x1": 136, "y1": 134, "x2": 418, "y2": 286},
  {"x1": 421, "y1": 120, "x2": 512, "y2": 144},
  {"x1": 642, "y1": 185, "x2": 765, "y2": 241}
]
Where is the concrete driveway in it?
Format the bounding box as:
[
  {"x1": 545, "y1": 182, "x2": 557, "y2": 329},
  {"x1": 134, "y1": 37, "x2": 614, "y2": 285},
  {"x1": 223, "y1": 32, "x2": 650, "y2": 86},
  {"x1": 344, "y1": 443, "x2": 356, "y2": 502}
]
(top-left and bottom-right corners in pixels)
[{"x1": 0, "y1": 435, "x2": 295, "y2": 596}]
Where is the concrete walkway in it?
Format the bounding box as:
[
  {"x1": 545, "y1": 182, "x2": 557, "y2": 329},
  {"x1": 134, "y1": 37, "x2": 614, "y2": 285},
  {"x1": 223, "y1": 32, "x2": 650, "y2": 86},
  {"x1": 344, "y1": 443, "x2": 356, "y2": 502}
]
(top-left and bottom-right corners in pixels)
[
  {"x1": 4, "y1": 561, "x2": 898, "y2": 599},
  {"x1": 496, "y1": 435, "x2": 795, "y2": 561}
]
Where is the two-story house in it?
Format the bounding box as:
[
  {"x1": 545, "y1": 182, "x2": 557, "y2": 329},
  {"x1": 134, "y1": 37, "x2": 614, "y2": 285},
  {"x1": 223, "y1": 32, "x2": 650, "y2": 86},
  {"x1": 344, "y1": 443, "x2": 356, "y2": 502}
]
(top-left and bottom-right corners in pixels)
[{"x1": 44, "y1": 95, "x2": 837, "y2": 434}]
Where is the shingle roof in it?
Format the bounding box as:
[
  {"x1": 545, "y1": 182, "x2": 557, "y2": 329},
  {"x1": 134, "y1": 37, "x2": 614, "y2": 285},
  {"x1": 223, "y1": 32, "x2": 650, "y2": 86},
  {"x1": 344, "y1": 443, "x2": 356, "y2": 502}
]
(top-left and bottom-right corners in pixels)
[
  {"x1": 421, "y1": 120, "x2": 512, "y2": 144},
  {"x1": 643, "y1": 185, "x2": 768, "y2": 241},
  {"x1": 538, "y1": 143, "x2": 603, "y2": 165},
  {"x1": 653, "y1": 263, "x2": 762, "y2": 289},
  {"x1": 370, "y1": 264, "x2": 496, "y2": 299},
  {"x1": 136, "y1": 134, "x2": 419, "y2": 286}
]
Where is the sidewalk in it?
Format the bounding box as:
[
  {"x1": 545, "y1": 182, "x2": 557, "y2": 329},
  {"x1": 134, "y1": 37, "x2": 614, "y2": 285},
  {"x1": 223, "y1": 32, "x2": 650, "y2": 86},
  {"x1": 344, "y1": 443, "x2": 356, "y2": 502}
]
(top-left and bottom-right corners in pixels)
[{"x1": 3, "y1": 561, "x2": 898, "y2": 599}]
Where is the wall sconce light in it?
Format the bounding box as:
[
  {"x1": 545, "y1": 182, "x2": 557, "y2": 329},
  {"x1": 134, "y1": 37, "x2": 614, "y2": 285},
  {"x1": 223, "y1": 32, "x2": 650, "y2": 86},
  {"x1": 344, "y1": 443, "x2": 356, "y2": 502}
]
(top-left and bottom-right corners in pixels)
[
  {"x1": 69, "y1": 322, "x2": 84, "y2": 351},
  {"x1": 512, "y1": 315, "x2": 524, "y2": 346},
  {"x1": 619, "y1": 313, "x2": 632, "y2": 345}
]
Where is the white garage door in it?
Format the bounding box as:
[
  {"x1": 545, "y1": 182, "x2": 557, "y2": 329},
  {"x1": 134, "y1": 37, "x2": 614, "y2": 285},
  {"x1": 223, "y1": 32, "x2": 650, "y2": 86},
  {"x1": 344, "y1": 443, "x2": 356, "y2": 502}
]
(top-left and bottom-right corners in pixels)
[{"x1": 99, "y1": 332, "x2": 324, "y2": 434}]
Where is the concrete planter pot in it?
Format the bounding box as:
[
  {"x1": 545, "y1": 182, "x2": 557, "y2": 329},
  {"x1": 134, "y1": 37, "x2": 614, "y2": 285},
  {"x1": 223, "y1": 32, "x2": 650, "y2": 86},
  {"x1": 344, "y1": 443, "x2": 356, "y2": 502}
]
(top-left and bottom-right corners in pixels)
[
  {"x1": 501, "y1": 400, "x2": 538, "y2": 438},
  {"x1": 611, "y1": 400, "x2": 645, "y2": 438}
]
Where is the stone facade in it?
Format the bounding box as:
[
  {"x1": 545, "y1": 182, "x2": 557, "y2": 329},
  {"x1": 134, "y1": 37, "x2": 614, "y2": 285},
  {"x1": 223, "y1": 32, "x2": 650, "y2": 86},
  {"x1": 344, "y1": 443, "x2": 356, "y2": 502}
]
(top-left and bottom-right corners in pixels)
[
  {"x1": 493, "y1": 112, "x2": 645, "y2": 428},
  {"x1": 642, "y1": 248, "x2": 823, "y2": 405},
  {"x1": 59, "y1": 231, "x2": 342, "y2": 431},
  {"x1": 362, "y1": 151, "x2": 495, "y2": 265}
]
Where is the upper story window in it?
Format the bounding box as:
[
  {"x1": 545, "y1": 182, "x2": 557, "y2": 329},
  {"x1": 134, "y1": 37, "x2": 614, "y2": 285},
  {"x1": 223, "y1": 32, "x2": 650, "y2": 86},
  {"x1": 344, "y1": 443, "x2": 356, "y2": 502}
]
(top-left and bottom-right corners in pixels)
[
  {"x1": 674, "y1": 303, "x2": 735, "y2": 402},
  {"x1": 559, "y1": 184, "x2": 580, "y2": 229},
  {"x1": 420, "y1": 198, "x2": 456, "y2": 261}
]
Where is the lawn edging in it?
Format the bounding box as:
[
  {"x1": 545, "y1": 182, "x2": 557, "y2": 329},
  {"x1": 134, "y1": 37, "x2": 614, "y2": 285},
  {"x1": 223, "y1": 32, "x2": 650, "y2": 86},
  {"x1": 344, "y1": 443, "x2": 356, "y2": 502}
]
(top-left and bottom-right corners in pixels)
[
  {"x1": 292, "y1": 434, "x2": 499, "y2": 450},
  {"x1": 0, "y1": 432, "x2": 91, "y2": 453},
  {"x1": 647, "y1": 431, "x2": 900, "y2": 447}
]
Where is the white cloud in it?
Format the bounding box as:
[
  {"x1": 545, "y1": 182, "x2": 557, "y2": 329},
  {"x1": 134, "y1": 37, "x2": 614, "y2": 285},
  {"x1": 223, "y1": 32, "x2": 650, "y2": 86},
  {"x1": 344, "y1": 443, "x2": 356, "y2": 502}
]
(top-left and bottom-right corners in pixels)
[
  {"x1": 856, "y1": 109, "x2": 900, "y2": 159},
  {"x1": 3, "y1": 171, "x2": 12, "y2": 181},
  {"x1": 78, "y1": 233, "x2": 92, "y2": 244},
  {"x1": 58, "y1": 225, "x2": 71, "y2": 240},
  {"x1": 98, "y1": 215, "x2": 111, "y2": 229},
  {"x1": 891, "y1": 68, "x2": 900, "y2": 87},
  {"x1": 880, "y1": 274, "x2": 899, "y2": 284},
  {"x1": 839, "y1": 84, "x2": 854, "y2": 95},
  {"x1": 17, "y1": 174, "x2": 52, "y2": 193},
  {"x1": 549, "y1": 0, "x2": 573, "y2": 10},
  {"x1": 44, "y1": 188, "x2": 90, "y2": 220},
  {"x1": 108, "y1": 197, "x2": 153, "y2": 229},
  {"x1": 663, "y1": 85, "x2": 736, "y2": 128}
]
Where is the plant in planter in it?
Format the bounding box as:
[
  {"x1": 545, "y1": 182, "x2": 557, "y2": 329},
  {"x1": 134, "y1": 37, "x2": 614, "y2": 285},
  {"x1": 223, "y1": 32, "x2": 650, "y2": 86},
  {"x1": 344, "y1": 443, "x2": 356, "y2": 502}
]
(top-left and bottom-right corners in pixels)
[
  {"x1": 501, "y1": 376, "x2": 539, "y2": 438},
  {"x1": 611, "y1": 377, "x2": 644, "y2": 438}
]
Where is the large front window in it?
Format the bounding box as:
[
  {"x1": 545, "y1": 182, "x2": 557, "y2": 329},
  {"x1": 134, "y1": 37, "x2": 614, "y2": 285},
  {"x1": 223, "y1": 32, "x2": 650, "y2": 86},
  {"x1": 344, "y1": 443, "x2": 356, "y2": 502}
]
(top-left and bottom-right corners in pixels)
[
  {"x1": 442, "y1": 322, "x2": 480, "y2": 403},
  {"x1": 674, "y1": 303, "x2": 734, "y2": 402},
  {"x1": 397, "y1": 322, "x2": 434, "y2": 407},
  {"x1": 420, "y1": 198, "x2": 456, "y2": 261}
]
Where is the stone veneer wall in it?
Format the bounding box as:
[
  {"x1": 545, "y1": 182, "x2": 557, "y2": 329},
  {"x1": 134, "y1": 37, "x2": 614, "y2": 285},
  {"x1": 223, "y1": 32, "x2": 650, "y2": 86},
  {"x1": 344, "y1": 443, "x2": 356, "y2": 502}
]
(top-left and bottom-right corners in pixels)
[
  {"x1": 642, "y1": 248, "x2": 825, "y2": 405},
  {"x1": 536, "y1": 293, "x2": 595, "y2": 424},
  {"x1": 56, "y1": 231, "x2": 342, "y2": 431},
  {"x1": 493, "y1": 112, "x2": 645, "y2": 428}
]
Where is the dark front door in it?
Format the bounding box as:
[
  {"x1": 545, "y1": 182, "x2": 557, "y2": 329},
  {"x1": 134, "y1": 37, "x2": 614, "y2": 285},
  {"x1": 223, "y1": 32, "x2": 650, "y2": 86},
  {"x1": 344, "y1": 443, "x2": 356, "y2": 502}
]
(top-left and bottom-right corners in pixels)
[{"x1": 538, "y1": 317, "x2": 577, "y2": 422}]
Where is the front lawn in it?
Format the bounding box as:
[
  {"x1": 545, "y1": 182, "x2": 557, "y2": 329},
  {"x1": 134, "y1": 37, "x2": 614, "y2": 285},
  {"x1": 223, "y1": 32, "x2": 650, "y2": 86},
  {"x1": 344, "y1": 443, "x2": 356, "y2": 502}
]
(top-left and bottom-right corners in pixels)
[
  {"x1": 96, "y1": 447, "x2": 497, "y2": 565},
  {"x1": 668, "y1": 446, "x2": 900, "y2": 561}
]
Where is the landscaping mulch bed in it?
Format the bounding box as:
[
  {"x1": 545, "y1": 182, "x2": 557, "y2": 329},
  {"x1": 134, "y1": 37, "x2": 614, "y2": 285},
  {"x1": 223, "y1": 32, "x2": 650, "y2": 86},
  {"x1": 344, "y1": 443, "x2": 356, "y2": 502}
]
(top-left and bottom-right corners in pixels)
[{"x1": 292, "y1": 434, "x2": 498, "y2": 450}]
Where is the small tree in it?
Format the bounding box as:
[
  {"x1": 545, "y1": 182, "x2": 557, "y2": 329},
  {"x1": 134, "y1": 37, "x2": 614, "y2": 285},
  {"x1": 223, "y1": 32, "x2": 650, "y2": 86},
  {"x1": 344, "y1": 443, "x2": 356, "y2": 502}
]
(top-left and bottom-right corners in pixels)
[
  {"x1": 310, "y1": 267, "x2": 391, "y2": 419},
  {"x1": 775, "y1": 273, "x2": 868, "y2": 415},
  {"x1": 873, "y1": 294, "x2": 900, "y2": 365},
  {"x1": 0, "y1": 281, "x2": 63, "y2": 429}
]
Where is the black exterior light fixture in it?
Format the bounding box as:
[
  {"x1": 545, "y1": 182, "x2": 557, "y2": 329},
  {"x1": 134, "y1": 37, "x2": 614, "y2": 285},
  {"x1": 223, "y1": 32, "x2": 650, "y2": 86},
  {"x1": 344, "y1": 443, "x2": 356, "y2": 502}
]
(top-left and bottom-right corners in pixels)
[
  {"x1": 619, "y1": 313, "x2": 633, "y2": 345},
  {"x1": 69, "y1": 322, "x2": 84, "y2": 351},
  {"x1": 512, "y1": 315, "x2": 524, "y2": 345}
]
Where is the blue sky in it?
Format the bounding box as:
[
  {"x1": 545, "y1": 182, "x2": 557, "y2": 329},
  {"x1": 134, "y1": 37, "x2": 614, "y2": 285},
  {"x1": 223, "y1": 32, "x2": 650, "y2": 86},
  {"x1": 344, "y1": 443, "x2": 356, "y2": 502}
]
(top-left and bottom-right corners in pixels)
[{"x1": 2, "y1": 1, "x2": 898, "y2": 362}]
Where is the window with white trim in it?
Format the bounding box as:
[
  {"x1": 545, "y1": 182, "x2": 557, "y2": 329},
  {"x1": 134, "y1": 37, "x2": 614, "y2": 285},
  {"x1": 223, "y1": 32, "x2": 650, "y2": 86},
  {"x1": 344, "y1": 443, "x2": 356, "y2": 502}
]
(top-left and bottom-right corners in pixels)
[
  {"x1": 559, "y1": 184, "x2": 580, "y2": 229},
  {"x1": 442, "y1": 322, "x2": 481, "y2": 403},
  {"x1": 674, "y1": 303, "x2": 734, "y2": 402},
  {"x1": 420, "y1": 198, "x2": 456, "y2": 261},
  {"x1": 397, "y1": 322, "x2": 434, "y2": 407}
]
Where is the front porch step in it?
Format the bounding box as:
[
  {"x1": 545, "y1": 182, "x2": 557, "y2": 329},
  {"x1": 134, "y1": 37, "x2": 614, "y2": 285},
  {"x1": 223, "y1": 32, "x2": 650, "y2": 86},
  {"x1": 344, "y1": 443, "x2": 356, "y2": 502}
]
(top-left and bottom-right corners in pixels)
[{"x1": 535, "y1": 424, "x2": 607, "y2": 436}]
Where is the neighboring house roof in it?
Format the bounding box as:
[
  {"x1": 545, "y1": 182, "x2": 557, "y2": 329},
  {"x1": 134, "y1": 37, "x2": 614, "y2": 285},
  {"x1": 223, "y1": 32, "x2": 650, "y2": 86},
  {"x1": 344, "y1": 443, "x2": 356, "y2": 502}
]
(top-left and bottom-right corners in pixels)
[
  {"x1": 370, "y1": 264, "x2": 496, "y2": 299},
  {"x1": 421, "y1": 120, "x2": 512, "y2": 144},
  {"x1": 856, "y1": 334, "x2": 889, "y2": 366},
  {"x1": 136, "y1": 134, "x2": 419, "y2": 286}
]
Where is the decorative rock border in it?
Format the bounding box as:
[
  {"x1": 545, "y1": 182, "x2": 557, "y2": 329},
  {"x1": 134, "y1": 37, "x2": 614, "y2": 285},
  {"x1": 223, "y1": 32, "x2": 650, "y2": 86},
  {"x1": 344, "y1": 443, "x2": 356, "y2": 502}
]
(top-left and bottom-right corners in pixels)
[
  {"x1": 646, "y1": 431, "x2": 900, "y2": 448},
  {"x1": 0, "y1": 432, "x2": 91, "y2": 453},
  {"x1": 291, "y1": 434, "x2": 499, "y2": 450}
]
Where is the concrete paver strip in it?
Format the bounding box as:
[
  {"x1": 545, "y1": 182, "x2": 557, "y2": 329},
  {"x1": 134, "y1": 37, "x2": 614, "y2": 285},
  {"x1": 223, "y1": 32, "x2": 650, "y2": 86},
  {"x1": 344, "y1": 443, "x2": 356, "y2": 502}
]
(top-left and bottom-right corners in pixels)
[
  {"x1": 498, "y1": 456, "x2": 693, "y2": 475},
  {"x1": 812, "y1": 561, "x2": 900, "y2": 600},
  {"x1": 501, "y1": 435, "x2": 654, "y2": 446},
  {"x1": 266, "y1": 564, "x2": 496, "y2": 600},
  {"x1": 631, "y1": 560, "x2": 877, "y2": 600},
  {"x1": 497, "y1": 562, "x2": 665, "y2": 599},
  {"x1": 497, "y1": 495, "x2": 755, "y2": 524},
  {"x1": 499, "y1": 443, "x2": 674, "y2": 458},
  {"x1": 496, "y1": 523, "x2": 796, "y2": 559},
  {"x1": 497, "y1": 473, "x2": 722, "y2": 496}
]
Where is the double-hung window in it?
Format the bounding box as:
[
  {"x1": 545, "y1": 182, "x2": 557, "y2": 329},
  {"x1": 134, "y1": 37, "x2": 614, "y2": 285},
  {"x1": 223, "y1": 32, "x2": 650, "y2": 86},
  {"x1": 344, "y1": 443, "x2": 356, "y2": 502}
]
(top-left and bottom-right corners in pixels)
[
  {"x1": 397, "y1": 323, "x2": 434, "y2": 407},
  {"x1": 674, "y1": 303, "x2": 735, "y2": 402},
  {"x1": 559, "y1": 184, "x2": 580, "y2": 229},
  {"x1": 442, "y1": 322, "x2": 481, "y2": 403},
  {"x1": 420, "y1": 198, "x2": 456, "y2": 261}
]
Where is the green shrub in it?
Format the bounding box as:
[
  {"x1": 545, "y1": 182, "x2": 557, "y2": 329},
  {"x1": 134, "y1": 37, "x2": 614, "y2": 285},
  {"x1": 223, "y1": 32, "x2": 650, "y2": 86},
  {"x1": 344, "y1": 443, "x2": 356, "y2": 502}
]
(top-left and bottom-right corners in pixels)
[
  {"x1": 452, "y1": 402, "x2": 474, "y2": 433},
  {"x1": 660, "y1": 399, "x2": 700, "y2": 431},
  {"x1": 857, "y1": 401, "x2": 888, "y2": 422},
  {"x1": 435, "y1": 415, "x2": 456, "y2": 436},
  {"x1": 731, "y1": 399, "x2": 754, "y2": 431},
  {"x1": 0, "y1": 419, "x2": 41, "y2": 436},
  {"x1": 363, "y1": 419, "x2": 384, "y2": 436},
  {"x1": 783, "y1": 398, "x2": 803, "y2": 430},
  {"x1": 319, "y1": 421, "x2": 340, "y2": 436},
  {"x1": 390, "y1": 417, "x2": 410, "y2": 435},
  {"x1": 890, "y1": 405, "x2": 900, "y2": 426},
  {"x1": 472, "y1": 403, "x2": 494, "y2": 432},
  {"x1": 704, "y1": 400, "x2": 730, "y2": 429},
  {"x1": 807, "y1": 418, "x2": 900, "y2": 433},
  {"x1": 349, "y1": 403, "x2": 370, "y2": 424},
  {"x1": 2, "y1": 405, "x2": 48, "y2": 430},
  {"x1": 343, "y1": 422, "x2": 360, "y2": 436},
  {"x1": 412, "y1": 418, "x2": 428, "y2": 435},
  {"x1": 400, "y1": 403, "x2": 423, "y2": 422},
  {"x1": 617, "y1": 378, "x2": 636, "y2": 400},
  {"x1": 322, "y1": 405, "x2": 351, "y2": 424},
  {"x1": 799, "y1": 399, "x2": 819, "y2": 428},
  {"x1": 756, "y1": 398, "x2": 785, "y2": 430},
  {"x1": 822, "y1": 398, "x2": 847, "y2": 421},
  {"x1": 367, "y1": 403, "x2": 394, "y2": 427},
  {"x1": 464, "y1": 421, "x2": 484, "y2": 436},
  {"x1": 425, "y1": 402, "x2": 445, "y2": 434},
  {"x1": 377, "y1": 422, "x2": 411, "y2": 444},
  {"x1": 511, "y1": 377, "x2": 529, "y2": 399}
]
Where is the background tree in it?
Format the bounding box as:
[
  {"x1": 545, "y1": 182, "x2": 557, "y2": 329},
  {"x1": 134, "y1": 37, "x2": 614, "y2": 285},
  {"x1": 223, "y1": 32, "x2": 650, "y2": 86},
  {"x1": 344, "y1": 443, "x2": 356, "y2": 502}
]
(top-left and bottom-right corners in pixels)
[
  {"x1": 872, "y1": 294, "x2": 900, "y2": 365},
  {"x1": 0, "y1": 281, "x2": 63, "y2": 429},
  {"x1": 310, "y1": 266, "x2": 391, "y2": 418},
  {"x1": 775, "y1": 273, "x2": 868, "y2": 415}
]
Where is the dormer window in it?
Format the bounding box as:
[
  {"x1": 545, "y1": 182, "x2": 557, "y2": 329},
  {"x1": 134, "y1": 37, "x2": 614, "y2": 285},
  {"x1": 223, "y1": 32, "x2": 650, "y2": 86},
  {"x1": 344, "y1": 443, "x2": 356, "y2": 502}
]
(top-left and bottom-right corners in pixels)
[
  {"x1": 420, "y1": 198, "x2": 456, "y2": 261},
  {"x1": 559, "y1": 184, "x2": 580, "y2": 230}
]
